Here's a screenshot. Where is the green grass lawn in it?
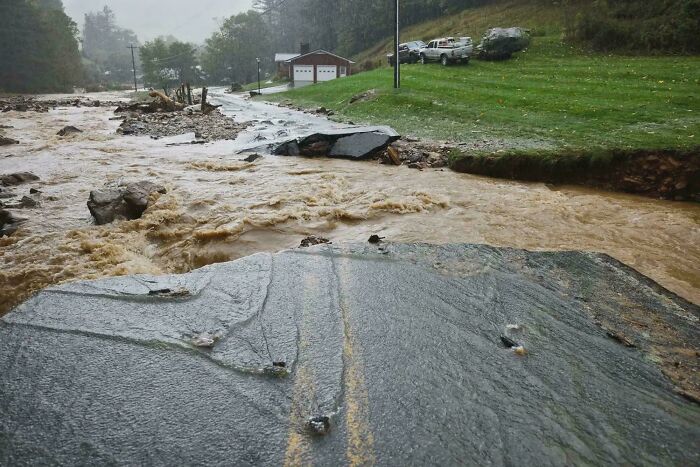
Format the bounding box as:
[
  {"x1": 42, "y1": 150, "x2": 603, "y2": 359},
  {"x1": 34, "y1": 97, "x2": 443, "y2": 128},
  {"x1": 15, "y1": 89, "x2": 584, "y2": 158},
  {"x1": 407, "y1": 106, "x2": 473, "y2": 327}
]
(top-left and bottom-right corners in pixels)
[{"x1": 263, "y1": 37, "x2": 700, "y2": 152}]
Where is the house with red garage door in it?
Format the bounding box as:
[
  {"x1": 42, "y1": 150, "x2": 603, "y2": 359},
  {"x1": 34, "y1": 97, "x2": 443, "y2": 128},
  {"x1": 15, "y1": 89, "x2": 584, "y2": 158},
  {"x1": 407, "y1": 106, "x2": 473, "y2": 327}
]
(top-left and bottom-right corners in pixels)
[{"x1": 284, "y1": 50, "x2": 354, "y2": 87}]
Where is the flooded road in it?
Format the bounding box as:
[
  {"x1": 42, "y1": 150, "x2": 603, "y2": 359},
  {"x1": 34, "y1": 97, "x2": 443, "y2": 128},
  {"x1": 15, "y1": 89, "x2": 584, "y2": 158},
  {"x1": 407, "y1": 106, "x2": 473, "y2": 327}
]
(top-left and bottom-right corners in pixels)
[{"x1": 1, "y1": 89, "x2": 698, "y2": 314}]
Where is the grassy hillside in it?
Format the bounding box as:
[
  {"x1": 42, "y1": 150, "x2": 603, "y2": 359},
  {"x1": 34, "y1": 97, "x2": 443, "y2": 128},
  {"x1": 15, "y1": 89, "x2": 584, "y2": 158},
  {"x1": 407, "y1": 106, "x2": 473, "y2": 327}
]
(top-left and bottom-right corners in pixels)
[
  {"x1": 265, "y1": 36, "x2": 700, "y2": 150},
  {"x1": 354, "y1": 0, "x2": 567, "y2": 69},
  {"x1": 261, "y1": 0, "x2": 700, "y2": 198}
]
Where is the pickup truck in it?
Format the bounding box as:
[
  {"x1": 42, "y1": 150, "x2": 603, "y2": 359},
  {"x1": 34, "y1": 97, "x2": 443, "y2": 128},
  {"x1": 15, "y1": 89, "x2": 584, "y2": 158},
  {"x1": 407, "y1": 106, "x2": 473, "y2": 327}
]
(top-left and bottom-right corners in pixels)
[
  {"x1": 419, "y1": 37, "x2": 473, "y2": 66},
  {"x1": 387, "y1": 41, "x2": 427, "y2": 65}
]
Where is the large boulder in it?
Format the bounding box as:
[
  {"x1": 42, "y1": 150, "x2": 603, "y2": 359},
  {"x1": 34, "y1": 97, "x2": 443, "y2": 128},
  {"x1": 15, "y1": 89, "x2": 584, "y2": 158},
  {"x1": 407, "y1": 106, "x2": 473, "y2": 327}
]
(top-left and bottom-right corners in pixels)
[
  {"x1": 274, "y1": 126, "x2": 400, "y2": 160},
  {"x1": 87, "y1": 181, "x2": 166, "y2": 225},
  {"x1": 1, "y1": 243, "x2": 698, "y2": 465},
  {"x1": 477, "y1": 27, "x2": 531, "y2": 60}
]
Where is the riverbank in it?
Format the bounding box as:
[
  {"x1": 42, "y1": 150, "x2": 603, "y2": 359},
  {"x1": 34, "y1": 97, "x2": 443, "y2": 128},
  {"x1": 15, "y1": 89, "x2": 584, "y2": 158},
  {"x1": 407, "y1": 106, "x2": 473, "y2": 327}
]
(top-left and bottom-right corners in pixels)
[
  {"x1": 449, "y1": 147, "x2": 700, "y2": 201},
  {"x1": 260, "y1": 37, "x2": 700, "y2": 200},
  {"x1": 1, "y1": 91, "x2": 699, "y2": 316}
]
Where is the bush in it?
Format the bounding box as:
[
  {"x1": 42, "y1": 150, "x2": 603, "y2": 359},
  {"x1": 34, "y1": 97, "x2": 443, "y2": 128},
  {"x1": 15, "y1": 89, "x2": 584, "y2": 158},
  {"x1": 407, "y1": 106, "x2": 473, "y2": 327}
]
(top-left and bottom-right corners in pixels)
[{"x1": 565, "y1": 0, "x2": 700, "y2": 54}]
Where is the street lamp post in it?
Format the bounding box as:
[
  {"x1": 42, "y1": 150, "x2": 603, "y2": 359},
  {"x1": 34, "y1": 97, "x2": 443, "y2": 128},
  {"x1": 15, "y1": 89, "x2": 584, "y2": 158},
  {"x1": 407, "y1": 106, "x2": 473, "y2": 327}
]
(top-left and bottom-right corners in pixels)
[
  {"x1": 256, "y1": 58, "x2": 261, "y2": 94},
  {"x1": 394, "y1": 0, "x2": 400, "y2": 89}
]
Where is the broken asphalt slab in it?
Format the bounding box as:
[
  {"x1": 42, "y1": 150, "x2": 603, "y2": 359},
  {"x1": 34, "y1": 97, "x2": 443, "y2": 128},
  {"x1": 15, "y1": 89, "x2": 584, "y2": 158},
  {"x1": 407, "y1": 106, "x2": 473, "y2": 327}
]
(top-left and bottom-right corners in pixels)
[
  {"x1": 1, "y1": 243, "x2": 698, "y2": 465},
  {"x1": 274, "y1": 126, "x2": 400, "y2": 159}
]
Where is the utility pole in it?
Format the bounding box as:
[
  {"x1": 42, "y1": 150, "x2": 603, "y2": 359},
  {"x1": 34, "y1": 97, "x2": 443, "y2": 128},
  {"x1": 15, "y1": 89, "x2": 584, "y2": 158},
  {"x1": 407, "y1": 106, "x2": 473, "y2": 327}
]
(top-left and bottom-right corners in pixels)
[
  {"x1": 127, "y1": 45, "x2": 139, "y2": 92},
  {"x1": 394, "y1": 0, "x2": 400, "y2": 89}
]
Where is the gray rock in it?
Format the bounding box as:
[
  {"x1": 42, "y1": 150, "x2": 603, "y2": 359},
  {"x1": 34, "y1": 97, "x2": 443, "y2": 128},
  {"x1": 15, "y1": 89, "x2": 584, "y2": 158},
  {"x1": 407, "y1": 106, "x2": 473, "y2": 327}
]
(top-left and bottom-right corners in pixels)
[
  {"x1": 241, "y1": 153, "x2": 263, "y2": 163},
  {"x1": 477, "y1": 27, "x2": 531, "y2": 60},
  {"x1": 1, "y1": 243, "x2": 698, "y2": 465},
  {"x1": 0, "y1": 172, "x2": 39, "y2": 187},
  {"x1": 87, "y1": 181, "x2": 166, "y2": 225},
  {"x1": 122, "y1": 181, "x2": 167, "y2": 219},
  {"x1": 0, "y1": 209, "x2": 27, "y2": 236},
  {"x1": 57, "y1": 126, "x2": 83, "y2": 136},
  {"x1": 87, "y1": 189, "x2": 126, "y2": 225},
  {"x1": 0, "y1": 136, "x2": 19, "y2": 146}
]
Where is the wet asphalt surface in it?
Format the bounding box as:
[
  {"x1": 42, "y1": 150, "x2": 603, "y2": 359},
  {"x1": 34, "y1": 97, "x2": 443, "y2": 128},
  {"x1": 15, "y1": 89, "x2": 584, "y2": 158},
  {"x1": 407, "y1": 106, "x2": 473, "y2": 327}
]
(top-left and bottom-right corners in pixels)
[{"x1": 1, "y1": 243, "x2": 698, "y2": 465}]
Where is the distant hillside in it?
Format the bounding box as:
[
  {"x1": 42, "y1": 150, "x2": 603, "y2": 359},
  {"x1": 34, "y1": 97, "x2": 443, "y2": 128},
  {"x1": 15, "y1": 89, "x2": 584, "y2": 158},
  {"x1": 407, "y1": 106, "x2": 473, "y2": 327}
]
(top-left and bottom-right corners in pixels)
[
  {"x1": 354, "y1": 1, "x2": 567, "y2": 69},
  {"x1": 353, "y1": 0, "x2": 700, "y2": 69}
]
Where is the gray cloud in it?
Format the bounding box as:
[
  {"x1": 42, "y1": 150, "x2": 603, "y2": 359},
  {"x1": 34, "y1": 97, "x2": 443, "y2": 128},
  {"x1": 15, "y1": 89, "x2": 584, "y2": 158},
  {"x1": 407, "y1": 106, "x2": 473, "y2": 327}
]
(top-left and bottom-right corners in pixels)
[{"x1": 63, "y1": 0, "x2": 254, "y2": 44}]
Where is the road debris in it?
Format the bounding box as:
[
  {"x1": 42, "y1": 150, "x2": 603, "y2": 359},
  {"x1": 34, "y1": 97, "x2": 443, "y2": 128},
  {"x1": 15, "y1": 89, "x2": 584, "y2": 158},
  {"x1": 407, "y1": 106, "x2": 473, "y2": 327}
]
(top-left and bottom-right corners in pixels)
[{"x1": 300, "y1": 236, "x2": 331, "y2": 247}]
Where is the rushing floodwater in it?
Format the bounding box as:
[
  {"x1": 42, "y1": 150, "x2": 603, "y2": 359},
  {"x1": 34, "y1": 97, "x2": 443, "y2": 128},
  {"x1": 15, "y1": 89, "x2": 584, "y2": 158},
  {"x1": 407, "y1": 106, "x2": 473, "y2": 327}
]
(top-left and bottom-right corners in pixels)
[{"x1": 0, "y1": 90, "x2": 698, "y2": 314}]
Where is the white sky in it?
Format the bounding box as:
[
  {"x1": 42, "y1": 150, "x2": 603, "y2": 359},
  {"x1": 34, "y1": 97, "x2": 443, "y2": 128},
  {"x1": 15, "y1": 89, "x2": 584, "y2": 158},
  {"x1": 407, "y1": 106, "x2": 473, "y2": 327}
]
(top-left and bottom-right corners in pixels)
[{"x1": 63, "y1": 0, "x2": 254, "y2": 44}]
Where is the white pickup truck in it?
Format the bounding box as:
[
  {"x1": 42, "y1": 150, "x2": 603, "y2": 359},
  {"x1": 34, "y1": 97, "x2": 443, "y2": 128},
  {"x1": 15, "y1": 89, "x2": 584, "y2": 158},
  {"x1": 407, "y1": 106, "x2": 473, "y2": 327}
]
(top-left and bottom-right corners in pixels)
[{"x1": 419, "y1": 37, "x2": 473, "y2": 66}]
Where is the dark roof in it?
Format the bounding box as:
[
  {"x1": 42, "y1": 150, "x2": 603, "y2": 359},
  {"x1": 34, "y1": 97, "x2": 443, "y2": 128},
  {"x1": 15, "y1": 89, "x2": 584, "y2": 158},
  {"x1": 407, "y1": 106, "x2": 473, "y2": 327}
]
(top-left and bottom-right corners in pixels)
[{"x1": 285, "y1": 49, "x2": 355, "y2": 64}]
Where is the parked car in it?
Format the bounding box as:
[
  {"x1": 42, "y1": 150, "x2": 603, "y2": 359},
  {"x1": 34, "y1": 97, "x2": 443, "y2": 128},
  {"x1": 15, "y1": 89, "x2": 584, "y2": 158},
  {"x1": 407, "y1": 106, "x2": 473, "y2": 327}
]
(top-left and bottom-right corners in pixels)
[
  {"x1": 387, "y1": 41, "x2": 427, "y2": 65},
  {"x1": 419, "y1": 37, "x2": 473, "y2": 66}
]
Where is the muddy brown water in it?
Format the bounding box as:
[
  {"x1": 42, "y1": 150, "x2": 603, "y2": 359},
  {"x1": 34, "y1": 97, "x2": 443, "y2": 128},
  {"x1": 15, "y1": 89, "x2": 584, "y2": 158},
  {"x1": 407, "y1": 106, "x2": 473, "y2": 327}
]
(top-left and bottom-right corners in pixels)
[{"x1": 0, "y1": 90, "x2": 699, "y2": 314}]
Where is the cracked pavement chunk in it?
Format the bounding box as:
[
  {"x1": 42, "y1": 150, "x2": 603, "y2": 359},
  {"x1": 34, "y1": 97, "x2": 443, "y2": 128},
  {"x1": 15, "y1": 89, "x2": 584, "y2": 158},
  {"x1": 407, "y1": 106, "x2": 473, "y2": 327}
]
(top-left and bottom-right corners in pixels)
[{"x1": 1, "y1": 243, "x2": 698, "y2": 465}]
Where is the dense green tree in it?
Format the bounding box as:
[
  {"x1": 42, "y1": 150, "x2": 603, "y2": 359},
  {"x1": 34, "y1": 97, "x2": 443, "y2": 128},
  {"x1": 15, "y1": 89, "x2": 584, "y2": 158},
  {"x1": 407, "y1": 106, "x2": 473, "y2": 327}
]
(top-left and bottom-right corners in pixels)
[
  {"x1": 0, "y1": 0, "x2": 82, "y2": 93},
  {"x1": 201, "y1": 11, "x2": 272, "y2": 85},
  {"x1": 566, "y1": 0, "x2": 700, "y2": 53},
  {"x1": 82, "y1": 6, "x2": 140, "y2": 86},
  {"x1": 140, "y1": 39, "x2": 200, "y2": 92}
]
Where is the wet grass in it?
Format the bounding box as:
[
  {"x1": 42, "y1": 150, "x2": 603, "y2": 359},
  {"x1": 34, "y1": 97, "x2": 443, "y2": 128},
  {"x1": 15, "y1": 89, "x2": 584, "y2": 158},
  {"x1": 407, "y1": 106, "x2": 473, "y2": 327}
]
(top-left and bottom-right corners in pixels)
[{"x1": 262, "y1": 36, "x2": 700, "y2": 151}]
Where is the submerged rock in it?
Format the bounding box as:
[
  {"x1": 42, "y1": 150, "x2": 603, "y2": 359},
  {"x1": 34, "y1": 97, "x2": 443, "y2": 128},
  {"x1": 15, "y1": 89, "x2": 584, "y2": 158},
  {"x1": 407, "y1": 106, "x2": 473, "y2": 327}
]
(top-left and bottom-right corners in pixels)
[
  {"x1": 1, "y1": 243, "x2": 698, "y2": 465},
  {"x1": 0, "y1": 172, "x2": 39, "y2": 187},
  {"x1": 57, "y1": 126, "x2": 83, "y2": 136},
  {"x1": 0, "y1": 209, "x2": 27, "y2": 236},
  {"x1": 87, "y1": 181, "x2": 166, "y2": 225},
  {"x1": 0, "y1": 136, "x2": 19, "y2": 146},
  {"x1": 274, "y1": 126, "x2": 400, "y2": 160}
]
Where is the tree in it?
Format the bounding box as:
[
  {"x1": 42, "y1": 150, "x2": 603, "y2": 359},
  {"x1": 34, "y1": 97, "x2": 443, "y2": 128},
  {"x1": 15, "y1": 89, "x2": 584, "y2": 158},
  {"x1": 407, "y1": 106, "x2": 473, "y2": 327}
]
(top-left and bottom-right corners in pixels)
[
  {"x1": 140, "y1": 39, "x2": 199, "y2": 92},
  {"x1": 201, "y1": 11, "x2": 272, "y2": 85},
  {"x1": 82, "y1": 6, "x2": 140, "y2": 86},
  {"x1": 0, "y1": 0, "x2": 82, "y2": 93}
]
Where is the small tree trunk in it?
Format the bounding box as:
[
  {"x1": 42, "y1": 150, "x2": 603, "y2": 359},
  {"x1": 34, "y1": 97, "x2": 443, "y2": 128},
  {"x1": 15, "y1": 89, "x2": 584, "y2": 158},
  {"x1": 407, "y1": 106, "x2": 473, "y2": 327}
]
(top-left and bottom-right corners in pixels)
[
  {"x1": 201, "y1": 87, "x2": 208, "y2": 111},
  {"x1": 186, "y1": 82, "x2": 192, "y2": 105}
]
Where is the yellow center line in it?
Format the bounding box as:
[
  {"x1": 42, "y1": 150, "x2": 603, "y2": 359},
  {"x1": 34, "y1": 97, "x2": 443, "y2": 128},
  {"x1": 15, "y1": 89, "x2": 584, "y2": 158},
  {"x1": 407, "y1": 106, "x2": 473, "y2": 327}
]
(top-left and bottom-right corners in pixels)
[
  {"x1": 338, "y1": 258, "x2": 376, "y2": 467},
  {"x1": 284, "y1": 275, "x2": 317, "y2": 467}
]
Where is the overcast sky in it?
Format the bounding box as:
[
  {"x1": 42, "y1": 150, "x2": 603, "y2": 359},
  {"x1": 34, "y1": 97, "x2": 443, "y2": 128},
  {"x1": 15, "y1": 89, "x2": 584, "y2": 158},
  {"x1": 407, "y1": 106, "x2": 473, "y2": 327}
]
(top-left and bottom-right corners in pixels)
[{"x1": 63, "y1": 0, "x2": 254, "y2": 44}]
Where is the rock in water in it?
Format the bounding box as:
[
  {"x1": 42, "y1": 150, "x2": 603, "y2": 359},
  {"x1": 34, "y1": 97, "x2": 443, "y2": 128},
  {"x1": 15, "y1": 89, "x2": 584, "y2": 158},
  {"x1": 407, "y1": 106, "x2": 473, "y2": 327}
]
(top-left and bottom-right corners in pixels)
[
  {"x1": 87, "y1": 189, "x2": 126, "y2": 225},
  {"x1": 1, "y1": 243, "x2": 698, "y2": 465},
  {"x1": 87, "y1": 181, "x2": 166, "y2": 225},
  {"x1": 57, "y1": 126, "x2": 83, "y2": 136},
  {"x1": 0, "y1": 136, "x2": 19, "y2": 146},
  {"x1": 241, "y1": 153, "x2": 263, "y2": 163},
  {"x1": 0, "y1": 172, "x2": 39, "y2": 186},
  {"x1": 0, "y1": 209, "x2": 27, "y2": 236},
  {"x1": 121, "y1": 181, "x2": 167, "y2": 219}
]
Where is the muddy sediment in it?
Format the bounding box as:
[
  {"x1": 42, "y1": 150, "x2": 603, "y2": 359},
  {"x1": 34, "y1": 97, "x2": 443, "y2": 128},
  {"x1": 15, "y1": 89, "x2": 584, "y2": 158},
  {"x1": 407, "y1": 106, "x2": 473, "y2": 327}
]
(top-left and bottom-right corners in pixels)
[
  {"x1": 450, "y1": 148, "x2": 700, "y2": 202},
  {"x1": 0, "y1": 90, "x2": 699, "y2": 318}
]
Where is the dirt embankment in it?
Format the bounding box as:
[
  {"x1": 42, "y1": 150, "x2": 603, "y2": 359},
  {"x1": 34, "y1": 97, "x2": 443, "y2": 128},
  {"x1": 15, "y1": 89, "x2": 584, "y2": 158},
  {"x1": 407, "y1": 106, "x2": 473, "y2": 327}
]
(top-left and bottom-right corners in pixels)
[{"x1": 450, "y1": 148, "x2": 700, "y2": 202}]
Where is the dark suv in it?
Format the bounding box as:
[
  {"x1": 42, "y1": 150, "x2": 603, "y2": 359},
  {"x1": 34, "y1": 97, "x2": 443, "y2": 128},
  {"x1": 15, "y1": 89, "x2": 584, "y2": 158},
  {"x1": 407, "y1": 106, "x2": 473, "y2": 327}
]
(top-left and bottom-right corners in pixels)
[{"x1": 387, "y1": 41, "x2": 427, "y2": 65}]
